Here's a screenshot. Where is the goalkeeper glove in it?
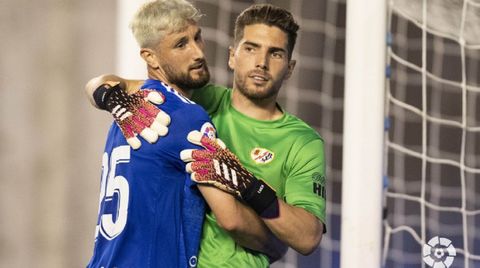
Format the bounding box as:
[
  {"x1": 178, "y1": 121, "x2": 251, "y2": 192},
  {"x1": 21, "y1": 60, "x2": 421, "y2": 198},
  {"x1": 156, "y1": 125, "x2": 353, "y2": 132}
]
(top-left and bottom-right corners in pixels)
[
  {"x1": 93, "y1": 83, "x2": 170, "y2": 149},
  {"x1": 180, "y1": 130, "x2": 278, "y2": 215}
]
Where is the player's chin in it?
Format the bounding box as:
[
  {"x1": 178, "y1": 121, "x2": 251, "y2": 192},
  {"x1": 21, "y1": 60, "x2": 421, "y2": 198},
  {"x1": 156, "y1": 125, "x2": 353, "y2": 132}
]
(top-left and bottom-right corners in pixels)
[
  {"x1": 244, "y1": 86, "x2": 276, "y2": 100},
  {"x1": 190, "y1": 69, "x2": 209, "y2": 81},
  {"x1": 248, "y1": 80, "x2": 272, "y2": 93},
  {"x1": 188, "y1": 74, "x2": 210, "y2": 89}
]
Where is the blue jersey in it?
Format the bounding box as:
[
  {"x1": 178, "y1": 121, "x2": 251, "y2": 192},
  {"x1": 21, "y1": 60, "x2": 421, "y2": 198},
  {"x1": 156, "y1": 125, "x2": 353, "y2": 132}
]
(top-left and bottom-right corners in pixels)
[{"x1": 87, "y1": 79, "x2": 213, "y2": 268}]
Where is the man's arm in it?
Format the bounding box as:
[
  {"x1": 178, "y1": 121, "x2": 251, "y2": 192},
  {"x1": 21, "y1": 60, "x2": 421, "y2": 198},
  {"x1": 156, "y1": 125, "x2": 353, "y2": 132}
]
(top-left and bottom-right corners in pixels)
[
  {"x1": 84, "y1": 74, "x2": 169, "y2": 149},
  {"x1": 84, "y1": 74, "x2": 143, "y2": 109},
  {"x1": 198, "y1": 186, "x2": 288, "y2": 262},
  {"x1": 264, "y1": 138, "x2": 325, "y2": 255},
  {"x1": 202, "y1": 186, "x2": 322, "y2": 256},
  {"x1": 182, "y1": 132, "x2": 325, "y2": 255},
  {"x1": 263, "y1": 200, "x2": 323, "y2": 255}
]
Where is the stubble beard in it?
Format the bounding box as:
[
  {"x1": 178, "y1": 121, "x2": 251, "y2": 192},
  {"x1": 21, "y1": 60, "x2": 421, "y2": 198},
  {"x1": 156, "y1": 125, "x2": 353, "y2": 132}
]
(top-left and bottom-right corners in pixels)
[
  {"x1": 235, "y1": 74, "x2": 280, "y2": 101},
  {"x1": 162, "y1": 63, "x2": 210, "y2": 90}
]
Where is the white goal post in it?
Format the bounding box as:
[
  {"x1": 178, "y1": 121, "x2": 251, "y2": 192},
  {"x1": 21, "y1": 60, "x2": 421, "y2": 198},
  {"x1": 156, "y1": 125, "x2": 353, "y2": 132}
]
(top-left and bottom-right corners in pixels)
[
  {"x1": 116, "y1": 0, "x2": 149, "y2": 77},
  {"x1": 340, "y1": 0, "x2": 386, "y2": 267}
]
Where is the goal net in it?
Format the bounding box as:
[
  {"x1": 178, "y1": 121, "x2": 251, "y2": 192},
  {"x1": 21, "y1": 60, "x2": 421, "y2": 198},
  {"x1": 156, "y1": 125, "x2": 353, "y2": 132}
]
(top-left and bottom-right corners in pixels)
[{"x1": 383, "y1": 0, "x2": 480, "y2": 267}]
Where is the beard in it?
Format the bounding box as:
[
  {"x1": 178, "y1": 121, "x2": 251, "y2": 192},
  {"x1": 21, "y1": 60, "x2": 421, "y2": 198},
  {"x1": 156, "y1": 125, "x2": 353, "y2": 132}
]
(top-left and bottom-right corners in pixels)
[
  {"x1": 234, "y1": 72, "x2": 281, "y2": 100},
  {"x1": 162, "y1": 61, "x2": 210, "y2": 90}
]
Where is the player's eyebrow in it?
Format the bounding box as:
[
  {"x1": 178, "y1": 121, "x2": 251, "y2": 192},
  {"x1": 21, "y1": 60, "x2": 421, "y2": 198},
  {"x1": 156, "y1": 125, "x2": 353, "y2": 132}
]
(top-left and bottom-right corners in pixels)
[
  {"x1": 243, "y1": 41, "x2": 286, "y2": 54},
  {"x1": 194, "y1": 28, "x2": 202, "y2": 38},
  {"x1": 242, "y1": 41, "x2": 260, "y2": 48},
  {"x1": 173, "y1": 36, "x2": 188, "y2": 45},
  {"x1": 268, "y1": 46, "x2": 287, "y2": 54}
]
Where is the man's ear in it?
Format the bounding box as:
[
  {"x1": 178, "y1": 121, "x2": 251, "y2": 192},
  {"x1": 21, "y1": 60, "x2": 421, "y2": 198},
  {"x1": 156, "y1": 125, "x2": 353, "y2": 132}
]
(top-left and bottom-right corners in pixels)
[
  {"x1": 285, "y1": 59, "x2": 297, "y2": 80},
  {"x1": 140, "y1": 48, "x2": 160, "y2": 69},
  {"x1": 228, "y1": 46, "x2": 235, "y2": 70}
]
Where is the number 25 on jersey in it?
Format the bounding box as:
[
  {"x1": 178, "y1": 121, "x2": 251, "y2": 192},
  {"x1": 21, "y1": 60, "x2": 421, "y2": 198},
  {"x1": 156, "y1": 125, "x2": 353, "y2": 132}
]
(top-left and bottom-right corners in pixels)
[{"x1": 95, "y1": 145, "x2": 130, "y2": 240}]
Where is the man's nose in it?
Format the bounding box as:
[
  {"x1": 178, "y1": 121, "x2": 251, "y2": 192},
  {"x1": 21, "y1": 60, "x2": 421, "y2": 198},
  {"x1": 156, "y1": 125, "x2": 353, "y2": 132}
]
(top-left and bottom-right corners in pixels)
[
  {"x1": 191, "y1": 42, "x2": 205, "y2": 60},
  {"x1": 255, "y1": 53, "x2": 269, "y2": 70}
]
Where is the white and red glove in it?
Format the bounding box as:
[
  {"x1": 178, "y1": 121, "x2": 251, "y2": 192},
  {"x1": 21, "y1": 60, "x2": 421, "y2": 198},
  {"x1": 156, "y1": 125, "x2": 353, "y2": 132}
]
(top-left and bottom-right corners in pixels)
[
  {"x1": 93, "y1": 83, "x2": 170, "y2": 149},
  {"x1": 180, "y1": 131, "x2": 278, "y2": 215}
]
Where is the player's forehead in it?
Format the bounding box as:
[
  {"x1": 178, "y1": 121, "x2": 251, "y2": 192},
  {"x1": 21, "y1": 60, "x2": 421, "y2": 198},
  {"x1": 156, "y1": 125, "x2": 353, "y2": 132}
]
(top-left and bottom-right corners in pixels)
[
  {"x1": 240, "y1": 23, "x2": 288, "y2": 50},
  {"x1": 162, "y1": 21, "x2": 201, "y2": 44}
]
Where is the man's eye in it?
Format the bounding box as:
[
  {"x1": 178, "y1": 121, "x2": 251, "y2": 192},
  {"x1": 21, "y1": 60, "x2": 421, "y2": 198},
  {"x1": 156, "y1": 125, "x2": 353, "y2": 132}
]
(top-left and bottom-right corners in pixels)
[{"x1": 272, "y1": 52, "x2": 283, "y2": 59}]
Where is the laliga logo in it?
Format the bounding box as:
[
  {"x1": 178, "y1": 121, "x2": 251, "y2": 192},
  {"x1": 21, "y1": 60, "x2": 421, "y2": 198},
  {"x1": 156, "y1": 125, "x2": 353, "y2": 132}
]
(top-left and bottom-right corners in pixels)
[{"x1": 422, "y1": 236, "x2": 456, "y2": 268}]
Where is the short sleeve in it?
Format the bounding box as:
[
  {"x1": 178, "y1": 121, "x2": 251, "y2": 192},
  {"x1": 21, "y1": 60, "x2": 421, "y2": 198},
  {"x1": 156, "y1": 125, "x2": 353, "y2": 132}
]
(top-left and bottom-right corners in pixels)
[{"x1": 284, "y1": 138, "x2": 326, "y2": 225}]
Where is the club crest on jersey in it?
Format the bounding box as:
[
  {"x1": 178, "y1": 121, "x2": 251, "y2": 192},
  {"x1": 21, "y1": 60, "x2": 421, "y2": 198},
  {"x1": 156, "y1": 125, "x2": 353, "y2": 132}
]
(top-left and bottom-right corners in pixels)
[
  {"x1": 200, "y1": 122, "x2": 216, "y2": 139},
  {"x1": 251, "y1": 148, "x2": 274, "y2": 164}
]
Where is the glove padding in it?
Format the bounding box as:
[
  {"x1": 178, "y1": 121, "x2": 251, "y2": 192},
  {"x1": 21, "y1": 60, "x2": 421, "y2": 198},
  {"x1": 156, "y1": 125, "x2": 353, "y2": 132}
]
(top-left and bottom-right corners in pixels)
[
  {"x1": 180, "y1": 131, "x2": 277, "y2": 215},
  {"x1": 93, "y1": 83, "x2": 171, "y2": 149}
]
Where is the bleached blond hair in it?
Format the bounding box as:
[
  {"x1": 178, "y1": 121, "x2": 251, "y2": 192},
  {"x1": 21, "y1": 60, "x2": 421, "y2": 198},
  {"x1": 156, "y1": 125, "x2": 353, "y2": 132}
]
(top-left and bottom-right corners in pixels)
[{"x1": 130, "y1": 0, "x2": 203, "y2": 48}]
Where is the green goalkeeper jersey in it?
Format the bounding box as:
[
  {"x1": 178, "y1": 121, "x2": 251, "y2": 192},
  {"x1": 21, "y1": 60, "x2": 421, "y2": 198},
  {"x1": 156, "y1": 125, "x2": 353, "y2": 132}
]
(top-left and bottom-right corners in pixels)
[{"x1": 191, "y1": 84, "x2": 326, "y2": 268}]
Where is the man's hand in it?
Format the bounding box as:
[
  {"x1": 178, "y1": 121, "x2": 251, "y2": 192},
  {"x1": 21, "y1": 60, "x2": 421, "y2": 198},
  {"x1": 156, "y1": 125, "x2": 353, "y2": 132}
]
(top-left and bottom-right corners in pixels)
[
  {"x1": 180, "y1": 131, "x2": 277, "y2": 215},
  {"x1": 93, "y1": 82, "x2": 171, "y2": 149}
]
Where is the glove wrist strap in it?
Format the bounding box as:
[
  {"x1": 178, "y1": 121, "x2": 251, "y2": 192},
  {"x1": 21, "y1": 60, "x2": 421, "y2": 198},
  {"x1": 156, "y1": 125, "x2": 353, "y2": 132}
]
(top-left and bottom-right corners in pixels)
[
  {"x1": 242, "y1": 178, "x2": 277, "y2": 215},
  {"x1": 93, "y1": 84, "x2": 121, "y2": 111}
]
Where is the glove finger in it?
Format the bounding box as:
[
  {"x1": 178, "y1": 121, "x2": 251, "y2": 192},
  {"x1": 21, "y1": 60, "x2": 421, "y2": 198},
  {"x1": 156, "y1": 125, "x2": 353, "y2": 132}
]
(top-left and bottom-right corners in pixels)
[
  {"x1": 190, "y1": 171, "x2": 212, "y2": 183},
  {"x1": 190, "y1": 161, "x2": 212, "y2": 173},
  {"x1": 117, "y1": 118, "x2": 135, "y2": 138},
  {"x1": 186, "y1": 130, "x2": 203, "y2": 146},
  {"x1": 135, "y1": 106, "x2": 169, "y2": 138},
  {"x1": 180, "y1": 149, "x2": 215, "y2": 162},
  {"x1": 192, "y1": 150, "x2": 215, "y2": 161},
  {"x1": 140, "y1": 101, "x2": 161, "y2": 117},
  {"x1": 116, "y1": 116, "x2": 142, "y2": 150},
  {"x1": 216, "y1": 138, "x2": 227, "y2": 149},
  {"x1": 187, "y1": 130, "x2": 223, "y2": 152},
  {"x1": 140, "y1": 128, "x2": 159, "y2": 143},
  {"x1": 155, "y1": 110, "x2": 171, "y2": 126},
  {"x1": 200, "y1": 135, "x2": 222, "y2": 151},
  {"x1": 150, "y1": 121, "x2": 169, "y2": 136},
  {"x1": 191, "y1": 172, "x2": 199, "y2": 182},
  {"x1": 145, "y1": 90, "x2": 165, "y2": 105},
  {"x1": 130, "y1": 113, "x2": 158, "y2": 141},
  {"x1": 132, "y1": 111, "x2": 154, "y2": 130},
  {"x1": 185, "y1": 161, "x2": 211, "y2": 174},
  {"x1": 186, "y1": 131, "x2": 220, "y2": 151},
  {"x1": 185, "y1": 162, "x2": 193, "y2": 173},
  {"x1": 126, "y1": 136, "x2": 141, "y2": 150},
  {"x1": 180, "y1": 149, "x2": 194, "y2": 162},
  {"x1": 191, "y1": 172, "x2": 210, "y2": 184}
]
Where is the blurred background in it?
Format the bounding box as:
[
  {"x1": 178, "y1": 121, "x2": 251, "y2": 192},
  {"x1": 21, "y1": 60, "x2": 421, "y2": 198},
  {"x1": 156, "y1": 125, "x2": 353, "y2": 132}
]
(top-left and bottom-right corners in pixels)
[{"x1": 2, "y1": 0, "x2": 479, "y2": 267}]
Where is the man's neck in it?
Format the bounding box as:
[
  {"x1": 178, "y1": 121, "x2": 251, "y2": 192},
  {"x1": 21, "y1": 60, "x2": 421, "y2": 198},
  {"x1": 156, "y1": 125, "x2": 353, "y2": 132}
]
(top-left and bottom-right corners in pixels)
[
  {"x1": 231, "y1": 88, "x2": 283, "y2": 121},
  {"x1": 147, "y1": 69, "x2": 193, "y2": 99}
]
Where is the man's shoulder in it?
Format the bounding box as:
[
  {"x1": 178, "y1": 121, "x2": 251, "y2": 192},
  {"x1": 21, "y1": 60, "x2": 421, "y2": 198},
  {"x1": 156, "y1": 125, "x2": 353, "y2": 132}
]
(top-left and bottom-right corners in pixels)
[
  {"x1": 191, "y1": 84, "x2": 231, "y2": 115},
  {"x1": 196, "y1": 83, "x2": 230, "y2": 100},
  {"x1": 201, "y1": 83, "x2": 230, "y2": 91},
  {"x1": 283, "y1": 113, "x2": 323, "y2": 143}
]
